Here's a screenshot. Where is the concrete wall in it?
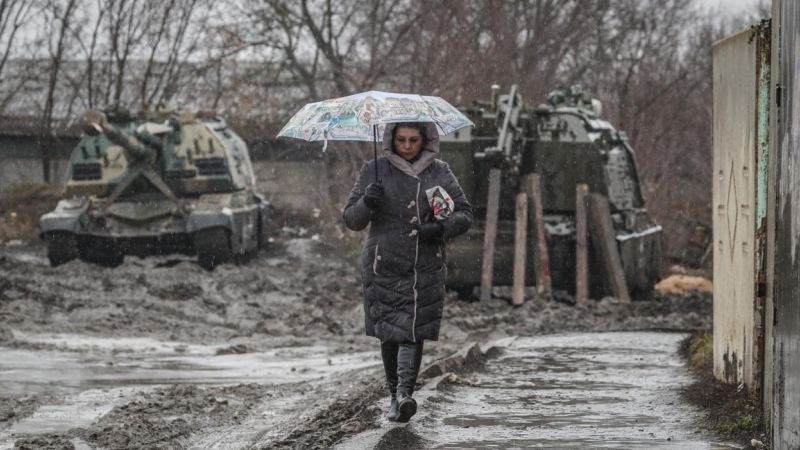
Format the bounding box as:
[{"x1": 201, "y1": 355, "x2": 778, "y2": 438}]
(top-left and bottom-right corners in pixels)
[
  {"x1": 712, "y1": 27, "x2": 763, "y2": 388},
  {"x1": 0, "y1": 158, "x2": 70, "y2": 193},
  {"x1": 0, "y1": 153, "x2": 332, "y2": 215},
  {"x1": 0, "y1": 135, "x2": 77, "y2": 193},
  {"x1": 0, "y1": 133, "x2": 334, "y2": 214},
  {"x1": 252, "y1": 160, "x2": 332, "y2": 213}
]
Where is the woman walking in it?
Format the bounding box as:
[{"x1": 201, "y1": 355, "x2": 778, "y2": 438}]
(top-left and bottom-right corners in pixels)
[{"x1": 343, "y1": 122, "x2": 473, "y2": 422}]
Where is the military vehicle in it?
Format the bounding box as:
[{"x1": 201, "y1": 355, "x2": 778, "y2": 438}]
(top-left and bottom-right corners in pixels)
[
  {"x1": 40, "y1": 108, "x2": 271, "y2": 270},
  {"x1": 439, "y1": 85, "x2": 662, "y2": 298}
]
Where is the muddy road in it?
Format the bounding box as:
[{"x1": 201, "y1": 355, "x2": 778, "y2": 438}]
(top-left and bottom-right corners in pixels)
[
  {"x1": 337, "y1": 333, "x2": 737, "y2": 450},
  {"x1": 0, "y1": 239, "x2": 713, "y2": 449}
]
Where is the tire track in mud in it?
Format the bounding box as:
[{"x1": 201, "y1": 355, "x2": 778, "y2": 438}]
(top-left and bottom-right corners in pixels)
[
  {"x1": 183, "y1": 390, "x2": 313, "y2": 449},
  {"x1": 70, "y1": 384, "x2": 271, "y2": 449},
  {"x1": 186, "y1": 371, "x2": 381, "y2": 450}
]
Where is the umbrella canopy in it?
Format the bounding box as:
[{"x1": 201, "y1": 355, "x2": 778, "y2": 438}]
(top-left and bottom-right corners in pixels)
[{"x1": 277, "y1": 91, "x2": 474, "y2": 147}]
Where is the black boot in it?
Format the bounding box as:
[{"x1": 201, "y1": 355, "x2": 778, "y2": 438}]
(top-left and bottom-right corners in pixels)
[
  {"x1": 380, "y1": 341, "x2": 399, "y2": 421},
  {"x1": 395, "y1": 341, "x2": 424, "y2": 423}
]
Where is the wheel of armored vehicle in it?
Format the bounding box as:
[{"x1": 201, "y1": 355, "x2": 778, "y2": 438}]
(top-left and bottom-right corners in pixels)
[
  {"x1": 79, "y1": 237, "x2": 124, "y2": 268},
  {"x1": 258, "y1": 219, "x2": 269, "y2": 249},
  {"x1": 195, "y1": 228, "x2": 232, "y2": 271},
  {"x1": 45, "y1": 232, "x2": 79, "y2": 267},
  {"x1": 254, "y1": 194, "x2": 271, "y2": 249}
]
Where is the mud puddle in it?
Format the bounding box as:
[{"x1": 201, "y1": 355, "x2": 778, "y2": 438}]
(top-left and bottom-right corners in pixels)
[
  {"x1": 0, "y1": 332, "x2": 379, "y2": 447},
  {"x1": 2, "y1": 332, "x2": 378, "y2": 396},
  {"x1": 339, "y1": 332, "x2": 740, "y2": 450}
]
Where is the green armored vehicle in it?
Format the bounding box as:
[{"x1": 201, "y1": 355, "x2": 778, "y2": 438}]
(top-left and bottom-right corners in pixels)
[
  {"x1": 440, "y1": 85, "x2": 662, "y2": 298},
  {"x1": 40, "y1": 108, "x2": 271, "y2": 270}
]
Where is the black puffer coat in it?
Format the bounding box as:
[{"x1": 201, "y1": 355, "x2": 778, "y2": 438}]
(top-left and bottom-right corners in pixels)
[{"x1": 343, "y1": 123, "x2": 473, "y2": 343}]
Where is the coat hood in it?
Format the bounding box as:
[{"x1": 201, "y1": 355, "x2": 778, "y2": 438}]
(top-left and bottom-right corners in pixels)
[{"x1": 381, "y1": 122, "x2": 440, "y2": 178}]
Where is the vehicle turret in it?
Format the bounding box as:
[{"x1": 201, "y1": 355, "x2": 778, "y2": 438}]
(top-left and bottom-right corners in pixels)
[{"x1": 79, "y1": 110, "x2": 159, "y2": 162}]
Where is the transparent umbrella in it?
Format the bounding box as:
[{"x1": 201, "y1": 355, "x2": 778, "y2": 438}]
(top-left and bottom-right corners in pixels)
[{"x1": 277, "y1": 91, "x2": 474, "y2": 179}]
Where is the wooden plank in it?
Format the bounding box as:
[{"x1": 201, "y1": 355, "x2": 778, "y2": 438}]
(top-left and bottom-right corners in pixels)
[
  {"x1": 480, "y1": 168, "x2": 502, "y2": 302},
  {"x1": 523, "y1": 174, "x2": 551, "y2": 294},
  {"x1": 586, "y1": 193, "x2": 630, "y2": 302},
  {"x1": 575, "y1": 184, "x2": 589, "y2": 304},
  {"x1": 513, "y1": 192, "x2": 528, "y2": 306}
]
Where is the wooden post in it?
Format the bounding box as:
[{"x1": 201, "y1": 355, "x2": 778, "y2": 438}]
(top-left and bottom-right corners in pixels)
[
  {"x1": 480, "y1": 168, "x2": 502, "y2": 302},
  {"x1": 575, "y1": 184, "x2": 589, "y2": 304},
  {"x1": 523, "y1": 174, "x2": 551, "y2": 294},
  {"x1": 513, "y1": 192, "x2": 528, "y2": 306},
  {"x1": 586, "y1": 193, "x2": 630, "y2": 302}
]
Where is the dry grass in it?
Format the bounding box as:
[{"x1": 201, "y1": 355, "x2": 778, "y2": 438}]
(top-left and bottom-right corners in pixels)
[
  {"x1": 679, "y1": 332, "x2": 769, "y2": 448},
  {"x1": 0, "y1": 182, "x2": 63, "y2": 244}
]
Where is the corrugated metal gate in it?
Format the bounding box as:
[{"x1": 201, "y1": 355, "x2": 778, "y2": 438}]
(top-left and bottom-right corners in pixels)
[{"x1": 772, "y1": 0, "x2": 800, "y2": 446}]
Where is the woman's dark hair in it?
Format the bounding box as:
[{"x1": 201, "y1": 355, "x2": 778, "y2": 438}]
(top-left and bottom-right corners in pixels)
[{"x1": 391, "y1": 122, "x2": 429, "y2": 152}]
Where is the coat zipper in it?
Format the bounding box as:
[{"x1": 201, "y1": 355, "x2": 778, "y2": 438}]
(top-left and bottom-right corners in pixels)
[
  {"x1": 373, "y1": 243, "x2": 379, "y2": 275},
  {"x1": 411, "y1": 181, "x2": 420, "y2": 342}
]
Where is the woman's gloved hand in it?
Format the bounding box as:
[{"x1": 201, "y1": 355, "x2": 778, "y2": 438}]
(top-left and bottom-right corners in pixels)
[
  {"x1": 363, "y1": 183, "x2": 384, "y2": 211},
  {"x1": 418, "y1": 221, "x2": 444, "y2": 240}
]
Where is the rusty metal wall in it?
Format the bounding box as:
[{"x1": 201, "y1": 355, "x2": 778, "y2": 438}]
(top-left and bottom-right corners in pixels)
[
  {"x1": 712, "y1": 28, "x2": 760, "y2": 387},
  {"x1": 753, "y1": 20, "x2": 772, "y2": 406},
  {"x1": 772, "y1": 0, "x2": 800, "y2": 446},
  {"x1": 764, "y1": 0, "x2": 781, "y2": 424}
]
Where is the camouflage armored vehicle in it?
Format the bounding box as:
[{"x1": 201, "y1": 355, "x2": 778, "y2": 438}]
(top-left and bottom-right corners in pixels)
[
  {"x1": 40, "y1": 108, "x2": 271, "y2": 270},
  {"x1": 439, "y1": 85, "x2": 662, "y2": 298}
]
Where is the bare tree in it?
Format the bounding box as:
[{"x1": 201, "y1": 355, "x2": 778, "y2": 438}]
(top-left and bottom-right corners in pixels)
[
  {"x1": 263, "y1": 0, "x2": 324, "y2": 101},
  {"x1": 148, "y1": 0, "x2": 212, "y2": 109},
  {"x1": 240, "y1": 0, "x2": 421, "y2": 103},
  {"x1": 355, "y1": 0, "x2": 421, "y2": 91},
  {"x1": 84, "y1": 0, "x2": 110, "y2": 109},
  {"x1": 0, "y1": 0, "x2": 37, "y2": 113},
  {"x1": 2, "y1": 0, "x2": 763, "y2": 256},
  {"x1": 137, "y1": 0, "x2": 178, "y2": 110},
  {"x1": 40, "y1": 0, "x2": 80, "y2": 184},
  {"x1": 297, "y1": 0, "x2": 358, "y2": 96},
  {"x1": 106, "y1": 0, "x2": 150, "y2": 106},
  {"x1": 406, "y1": 0, "x2": 729, "y2": 259}
]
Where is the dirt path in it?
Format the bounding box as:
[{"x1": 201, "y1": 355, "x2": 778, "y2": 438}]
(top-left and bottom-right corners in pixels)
[
  {"x1": 336, "y1": 333, "x2": 739, "y2": 450},
  {"x1": 0, "y1": 241, "x2": 714, "y2": 449}
]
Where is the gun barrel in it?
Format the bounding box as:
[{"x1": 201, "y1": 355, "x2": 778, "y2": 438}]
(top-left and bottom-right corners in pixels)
[
  {"x1": 79, "y1": 110, "x2": 156, "y2": 161},
  {"x1": 105, "y1": 127, "x2": 155, "y2": 161}
]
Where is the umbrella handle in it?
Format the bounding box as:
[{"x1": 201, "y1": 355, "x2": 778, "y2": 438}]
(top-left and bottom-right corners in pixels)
[{"x1": 373, "y1": 124, "x2": 380, "y2": 184}]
